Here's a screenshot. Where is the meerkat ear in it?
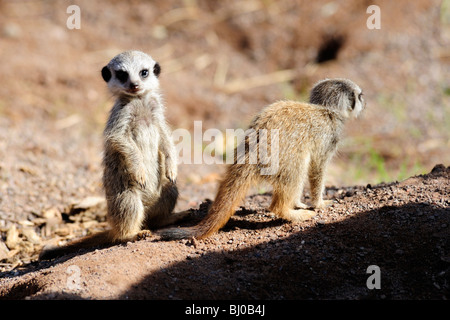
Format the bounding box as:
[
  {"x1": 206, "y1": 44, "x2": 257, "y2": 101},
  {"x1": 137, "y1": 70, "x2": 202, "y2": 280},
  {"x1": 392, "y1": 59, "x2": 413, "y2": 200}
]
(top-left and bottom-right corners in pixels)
[
  {"x1": 153, "y1": 62, "x2": 161, "y2": 78},
  {"x1": 101, "y1": 66, "x2": 112, "y2": 82}
]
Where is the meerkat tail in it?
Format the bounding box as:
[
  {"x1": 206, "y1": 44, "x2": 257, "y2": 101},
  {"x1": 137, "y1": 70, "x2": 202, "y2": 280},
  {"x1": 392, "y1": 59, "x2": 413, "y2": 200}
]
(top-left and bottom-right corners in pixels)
[
  {"x1": 158, "y1": 165, "x2": 254, "y2": 240},
  {"x1": 39, "y1": 230, "x2": 116, "y2": 260}
]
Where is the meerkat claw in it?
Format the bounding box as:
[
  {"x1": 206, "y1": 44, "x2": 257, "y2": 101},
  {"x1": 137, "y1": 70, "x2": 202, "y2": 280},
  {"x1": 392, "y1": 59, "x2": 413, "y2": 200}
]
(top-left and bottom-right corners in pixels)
[{"x1": 135, "y1": 230, "x2": 152, "y2": 241}]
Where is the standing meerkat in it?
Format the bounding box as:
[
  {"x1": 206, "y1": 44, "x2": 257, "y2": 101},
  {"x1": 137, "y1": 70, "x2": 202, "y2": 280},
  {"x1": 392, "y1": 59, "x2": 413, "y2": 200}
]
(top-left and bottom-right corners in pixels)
[
  {"x1": 159, "y1": 78, "x2": 365, "y2": 240},
  {"x1": 40, "y1": 51, "x2": 186, "y2": 259}
]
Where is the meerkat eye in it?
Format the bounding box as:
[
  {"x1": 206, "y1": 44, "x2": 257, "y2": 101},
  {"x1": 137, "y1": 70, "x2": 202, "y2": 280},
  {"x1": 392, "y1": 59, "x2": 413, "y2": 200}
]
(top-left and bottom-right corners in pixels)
[
  {"x1": 140, "y1": 69, "x2": 149, "y2": 78},
  {"x1": 115, "y1": 70, "x2": 128, "y2": 83}
]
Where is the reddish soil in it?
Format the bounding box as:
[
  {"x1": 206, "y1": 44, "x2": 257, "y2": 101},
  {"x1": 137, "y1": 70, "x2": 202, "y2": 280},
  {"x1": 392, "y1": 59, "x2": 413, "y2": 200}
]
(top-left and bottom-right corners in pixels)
[{"x1": 0, "y1": 164, "x2": 448, "y2": 300}]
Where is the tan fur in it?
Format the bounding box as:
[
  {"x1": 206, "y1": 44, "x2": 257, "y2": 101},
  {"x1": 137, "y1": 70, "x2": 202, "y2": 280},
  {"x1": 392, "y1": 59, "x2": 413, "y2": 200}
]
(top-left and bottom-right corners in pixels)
[
  {"x1": 159, "y1": 78, "x2": 365, "y2": 240},
  {"x1": 40, "y1": 51, "x2": 185, "y2": 260}
]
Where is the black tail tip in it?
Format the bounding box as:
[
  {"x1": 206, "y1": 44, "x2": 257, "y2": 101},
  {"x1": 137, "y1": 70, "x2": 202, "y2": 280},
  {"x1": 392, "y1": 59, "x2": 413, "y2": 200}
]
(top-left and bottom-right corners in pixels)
[{"x1": 39, "y1": 246, "x2": 65, "y2": 261}]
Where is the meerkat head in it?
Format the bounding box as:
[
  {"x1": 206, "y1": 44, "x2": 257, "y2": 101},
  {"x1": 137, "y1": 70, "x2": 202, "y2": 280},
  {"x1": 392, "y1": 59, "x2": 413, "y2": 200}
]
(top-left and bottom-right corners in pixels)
[
  {"x1": 101, "y1": 50, "x2": 161, "y2": 97},
  {"x1": 309, "y1": 78, "x2": 365, "y2": 119}
]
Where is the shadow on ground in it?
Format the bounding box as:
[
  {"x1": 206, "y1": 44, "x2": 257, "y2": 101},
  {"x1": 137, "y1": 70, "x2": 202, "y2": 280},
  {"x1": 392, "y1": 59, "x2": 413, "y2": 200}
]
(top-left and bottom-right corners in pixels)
[{"x1": 113, "y1": 202, "x2": 448, "y2": 300}]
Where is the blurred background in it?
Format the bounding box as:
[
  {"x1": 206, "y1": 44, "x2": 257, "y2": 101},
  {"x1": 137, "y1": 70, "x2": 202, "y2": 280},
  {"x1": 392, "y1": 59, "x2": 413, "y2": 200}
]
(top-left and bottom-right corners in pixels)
[{"x1": 0, "y1": 0, "x2": 448, "y2": 219}]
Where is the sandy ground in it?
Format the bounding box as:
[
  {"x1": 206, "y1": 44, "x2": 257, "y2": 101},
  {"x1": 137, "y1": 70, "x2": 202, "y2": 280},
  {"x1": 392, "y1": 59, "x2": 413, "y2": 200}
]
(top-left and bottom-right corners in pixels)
[{"x1": 0, "y1": 164, "x2": 448, "y2": 300}]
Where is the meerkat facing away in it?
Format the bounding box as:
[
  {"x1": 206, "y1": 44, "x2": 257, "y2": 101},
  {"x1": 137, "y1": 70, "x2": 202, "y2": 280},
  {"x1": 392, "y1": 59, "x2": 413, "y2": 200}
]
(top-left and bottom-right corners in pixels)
[
  {"x1": 40, "y1": 51, "x2": 186, "y2": 259},
  {"x1": 159, "y1": 78, "x2": 365, "y2": 240}
]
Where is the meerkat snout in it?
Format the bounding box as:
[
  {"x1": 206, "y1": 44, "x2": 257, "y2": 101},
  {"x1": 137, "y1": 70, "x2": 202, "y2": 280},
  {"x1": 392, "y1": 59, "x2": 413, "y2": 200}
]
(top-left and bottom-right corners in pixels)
[{"x1": 129, "y1": 82, "x2": 140, "y2": 93}]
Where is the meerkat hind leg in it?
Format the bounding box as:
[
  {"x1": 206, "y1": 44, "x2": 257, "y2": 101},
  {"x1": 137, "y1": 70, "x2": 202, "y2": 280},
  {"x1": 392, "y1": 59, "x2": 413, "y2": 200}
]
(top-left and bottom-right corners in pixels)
[
  {"x1": 108, "y1": 189, "x2": 145, "y2": 241},
  {"x1": 308, "y1": 157, "x2": 335, "y2": 209},
  {"x1": 269, "y1": 183, "x2": 316, "y2": 222},
  {"x1": 293, "y1": 155, "x2": 310, "y2": 209}
]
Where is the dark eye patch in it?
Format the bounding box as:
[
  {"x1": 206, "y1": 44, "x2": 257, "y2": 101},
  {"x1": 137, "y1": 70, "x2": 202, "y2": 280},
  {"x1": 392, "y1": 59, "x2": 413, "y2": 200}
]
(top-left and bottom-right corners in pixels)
[
  {"x1": 115, "y1": 70, "x2": 129, "y2": 83},
  {"x1": 350, "y1": 92, "x2": 356, "y2": 110}
]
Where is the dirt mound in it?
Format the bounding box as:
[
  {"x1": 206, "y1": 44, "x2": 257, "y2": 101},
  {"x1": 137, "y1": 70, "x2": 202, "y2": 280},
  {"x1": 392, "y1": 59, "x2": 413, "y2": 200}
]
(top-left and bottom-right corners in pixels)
[{"x1": 0, "y1": 164, "x2": 448, "y2": 300}]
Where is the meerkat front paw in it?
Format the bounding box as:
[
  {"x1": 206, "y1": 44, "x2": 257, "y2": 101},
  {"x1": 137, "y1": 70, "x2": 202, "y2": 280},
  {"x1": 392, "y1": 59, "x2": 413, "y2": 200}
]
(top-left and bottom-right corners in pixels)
[
  {"x1": 134, "y1": 166, "x2": 147, "y2": 188},
  {"x1": 165, "y1": 160, "x2": 178, "y2": 184}
]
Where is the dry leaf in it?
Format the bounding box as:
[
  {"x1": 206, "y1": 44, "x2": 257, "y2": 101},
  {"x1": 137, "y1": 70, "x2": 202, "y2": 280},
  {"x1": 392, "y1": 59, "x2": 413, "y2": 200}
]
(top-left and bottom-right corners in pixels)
[
  {"x1": 7, "y1": 249, "x2": 19, "y2": 259},
  {"x1": 0, "y1": 240, "x2": 9, "y2": 260},
  {"x1": 32, "y1": 218, "x2": 47, "y2": 226},
  {"x1": 6, "y1": 224, "x2": 20, "y2": 250},
  {"x1": 42, "y1": 207, "x2": 62, "y2": 220},
  {"x1": 18, "y1": 220, "x2": 34, "y2": 227},
  {"x1": 22, "y1": 227, "x2": 41, "y2": 244}
]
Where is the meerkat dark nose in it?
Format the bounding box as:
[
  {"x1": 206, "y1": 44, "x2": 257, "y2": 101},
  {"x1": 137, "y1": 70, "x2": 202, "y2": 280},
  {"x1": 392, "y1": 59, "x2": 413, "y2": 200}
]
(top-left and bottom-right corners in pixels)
[{"x1": 130, "y1": 83, "x2": 139, "y2": 90}]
